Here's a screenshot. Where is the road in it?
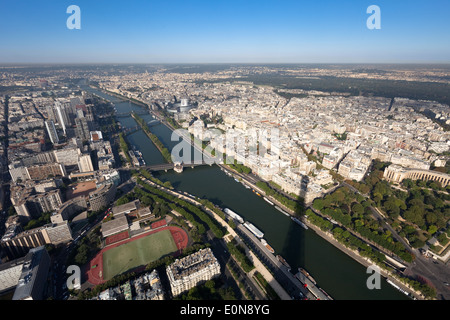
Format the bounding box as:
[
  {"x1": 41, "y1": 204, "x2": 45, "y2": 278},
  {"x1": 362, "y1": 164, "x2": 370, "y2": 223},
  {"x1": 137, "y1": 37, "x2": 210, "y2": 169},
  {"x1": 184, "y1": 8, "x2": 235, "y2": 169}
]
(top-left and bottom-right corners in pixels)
[
  {"x1": 342, "y1": 181, "x2": 413, "y2": 260},
  {"x1": 221, "y1": 166, "x2": 424, "y2": 299},
  {"x1": 139, "y1": 176, "x2": 291, "y2": 300},
  {"x1": 370, "y1": 206, "x2": 413, "y2": 254},
  {"x1": 236, "y1": 225, "x2": 312, "y2": 300},
  {"x1": 408, "y1": 250, "x2": 450, "y2": 300},
  {"x1": 342, "y1": 181, "x2": 450, "y2": 300},
  {"x1": 0, "y1": 95, "x2": 10, "y2": 228},
  {"x1": 52, "y1": 208, "x2": 106, "y2": 300},
  {"x1": 70, "y1": 88, "x2": 450, "y2": 299},
  {"x1": 208, "y1": 235, "x2": 264, "y2": 300}
]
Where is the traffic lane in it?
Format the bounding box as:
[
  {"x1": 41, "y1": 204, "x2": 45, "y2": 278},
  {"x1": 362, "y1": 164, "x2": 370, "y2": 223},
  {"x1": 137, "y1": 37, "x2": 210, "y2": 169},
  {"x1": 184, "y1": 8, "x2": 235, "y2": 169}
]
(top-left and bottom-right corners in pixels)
[
  {"x1": 236, "y1": 227, "x2": 308, "y2": 300},
  {"x1": 409, "y1": 255, "x2": 450, "y2": 300},
  {"x1": 210, "y1": 236, "x2": 264, "y2": 300},
  {"x1": 53, "y1": 211, "x2": 105, "y2": 299},
  {"x1": 219, "y1": 237, "x2": 264, "y2": 299}
]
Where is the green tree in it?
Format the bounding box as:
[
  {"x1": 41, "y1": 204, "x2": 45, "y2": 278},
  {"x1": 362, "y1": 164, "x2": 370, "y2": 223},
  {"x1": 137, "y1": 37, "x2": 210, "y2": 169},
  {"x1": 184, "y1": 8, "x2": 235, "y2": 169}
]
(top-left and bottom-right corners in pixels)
[
  {"x1": 384, "y1": 198, "x2": 400, "y2": 218},
  {"x1": 404, "y1": 225, "x2": 417, "y2": 235},
  {"x1": 351, "y1": 203, "x2": 364, "y2": 216},
  {"x1": 332, "y1": 190, "x2": 345, "y2": 203},
  {"x1": 409, "y1": 198, "x2": 425, "y2": 209},
  {"x1": 8, "y1": 206, "x2": 17, "y2": 216},
  {"x1": 425, "y1": 212, "x2": 438, "y2": 226},
  {"x1": 373, "y1": 193, "x2": 383, "y2": 205},
  {"x1": 404, "y1": 206, "x2": 425, "y2": 227},
  {"x1": 420, "y1": 285, "x2": 436, "y2": 299},
  {"x1": 313, "y1": 199, "x2": 324, "y2": 211},
  {"x1": 116, "y1": 195, "x2": 132, "y2": 206},
  {"x1": 373, "y1": 181, "x2": 390, "y2": 198},
  {"x1": 427, "y1": 225, "x2": 438, "y2": 235},
  {"x1": 417, "y1": 180, "x2": 427, "y2": 188},
  {"x1": 402, "y1": 179, "x2": 414, "y2": 189},
  {"x1": 411, "y1": 239, "x2": 425, "y2": 248},
  {"x1": 205, "y1": 280, "x2": 215, "y2": 290},
  {"x1": 163, "y1": 181, "x2": 173, "y2": 189},
  {"x1": 74, "y1": 245, "x2": 89, "y2": 265}
]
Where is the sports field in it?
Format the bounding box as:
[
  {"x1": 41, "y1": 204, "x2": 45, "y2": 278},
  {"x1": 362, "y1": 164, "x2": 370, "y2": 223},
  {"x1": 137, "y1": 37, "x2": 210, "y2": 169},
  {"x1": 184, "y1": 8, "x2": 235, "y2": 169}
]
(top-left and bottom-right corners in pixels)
[{"x1": 102, "y1": 229, "x2": 177, "y2": 281}]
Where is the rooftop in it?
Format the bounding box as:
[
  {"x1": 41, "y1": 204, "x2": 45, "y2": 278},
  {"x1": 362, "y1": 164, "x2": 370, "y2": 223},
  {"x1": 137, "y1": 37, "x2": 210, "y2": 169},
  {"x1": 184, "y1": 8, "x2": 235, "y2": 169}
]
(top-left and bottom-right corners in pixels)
[
  {"x1": 12, "y1": 246, "x2": 49, "y2": 300},
  {"x1": 112, "y1": 200, "x2": 140, "y2": 216},
  {"x1": 101, "y1": 215, "x2": 129, "y2": 236},
  {"x1": 168, "y1": 248, "x2": 219, "y2": 281}
]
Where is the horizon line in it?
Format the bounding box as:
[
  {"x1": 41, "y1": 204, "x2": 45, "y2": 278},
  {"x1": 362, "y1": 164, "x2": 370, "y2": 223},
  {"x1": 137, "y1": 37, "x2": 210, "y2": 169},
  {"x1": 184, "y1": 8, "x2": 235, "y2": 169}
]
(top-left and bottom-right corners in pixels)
[{"x1": 1, "y1": 61, "x2": 450, "y2": 66}]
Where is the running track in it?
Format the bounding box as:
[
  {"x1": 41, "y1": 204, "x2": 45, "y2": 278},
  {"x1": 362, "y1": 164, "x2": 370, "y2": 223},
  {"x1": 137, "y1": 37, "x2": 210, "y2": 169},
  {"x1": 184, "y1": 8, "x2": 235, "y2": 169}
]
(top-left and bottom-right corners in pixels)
[{"x1": 87, "y1": 226, "x2": 188, "y2": 285}]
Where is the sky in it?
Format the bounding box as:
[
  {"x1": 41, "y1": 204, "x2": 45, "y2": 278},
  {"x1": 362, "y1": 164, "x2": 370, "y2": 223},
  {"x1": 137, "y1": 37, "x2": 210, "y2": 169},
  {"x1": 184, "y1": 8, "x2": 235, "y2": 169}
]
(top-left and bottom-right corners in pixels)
[{"x1": 0, "y1": 0, "x2": 449, "y2": 64}]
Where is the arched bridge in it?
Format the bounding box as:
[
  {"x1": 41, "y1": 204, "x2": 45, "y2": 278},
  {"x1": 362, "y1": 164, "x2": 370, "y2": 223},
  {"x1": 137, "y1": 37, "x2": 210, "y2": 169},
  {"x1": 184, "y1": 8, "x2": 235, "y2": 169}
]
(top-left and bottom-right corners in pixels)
[
  {"x1": 120, "y1": 161, "x2": 214, "y2": 172},
  {"x1": 122, "y1": 120, "x2": 161, "y2": 135},
  {"x1": 115, "y1": 110, "x2": 149, "y2": 118}
]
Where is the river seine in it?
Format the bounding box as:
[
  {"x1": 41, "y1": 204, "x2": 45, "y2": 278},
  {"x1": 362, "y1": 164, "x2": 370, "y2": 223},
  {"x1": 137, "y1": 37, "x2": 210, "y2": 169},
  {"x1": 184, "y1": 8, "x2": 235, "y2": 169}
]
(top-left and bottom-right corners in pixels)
[{"x1": 88, "y1": 87, "x2": 408, "y2": 300}]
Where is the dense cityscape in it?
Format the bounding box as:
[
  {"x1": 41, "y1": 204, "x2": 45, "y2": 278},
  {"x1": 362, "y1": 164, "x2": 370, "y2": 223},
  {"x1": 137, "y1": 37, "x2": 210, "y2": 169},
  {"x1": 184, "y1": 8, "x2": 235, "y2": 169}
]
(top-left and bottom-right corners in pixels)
[
  {"x1": 0, "y1": 64, "x2": 448, "y2": 304},
  {"x1": 1, "y1": 2, "x2": 450, "y2": 315}
]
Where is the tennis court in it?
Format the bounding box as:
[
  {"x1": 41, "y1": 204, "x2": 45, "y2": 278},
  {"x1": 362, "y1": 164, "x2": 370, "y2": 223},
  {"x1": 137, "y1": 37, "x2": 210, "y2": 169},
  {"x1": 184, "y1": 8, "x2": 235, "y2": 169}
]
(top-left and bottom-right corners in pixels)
[{"x1": 102, "y1": 229, "x2": 177, "y2": 281}]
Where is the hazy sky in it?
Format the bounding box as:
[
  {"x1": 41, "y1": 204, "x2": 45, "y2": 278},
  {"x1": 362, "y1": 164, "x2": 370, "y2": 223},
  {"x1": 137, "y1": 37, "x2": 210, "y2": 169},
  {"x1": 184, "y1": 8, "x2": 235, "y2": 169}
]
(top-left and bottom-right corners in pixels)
[{"x1": 0, "y1": 0, "x2": 449, "y2": 64}]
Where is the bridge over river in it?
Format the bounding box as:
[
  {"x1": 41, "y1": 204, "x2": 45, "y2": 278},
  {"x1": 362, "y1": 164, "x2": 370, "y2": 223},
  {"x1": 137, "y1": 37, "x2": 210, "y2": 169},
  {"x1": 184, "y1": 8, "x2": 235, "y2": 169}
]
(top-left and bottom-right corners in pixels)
[
  {"x1": 115, "y1": 110, "x2": 149, "y2": 118},
  {"x1": 120, "y1": 161, "x2": 214, "y2": 172},
  {"x1": 122, "y1": 119, "x2": 161, "y2": 135}
]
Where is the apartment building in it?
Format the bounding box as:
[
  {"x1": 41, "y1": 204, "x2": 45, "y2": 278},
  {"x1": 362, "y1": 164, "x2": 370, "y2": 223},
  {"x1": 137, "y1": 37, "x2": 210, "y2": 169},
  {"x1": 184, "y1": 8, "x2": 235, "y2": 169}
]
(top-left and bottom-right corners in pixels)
[{"x1": 166, "y1": 248, "x2": 221, "y2": 296}]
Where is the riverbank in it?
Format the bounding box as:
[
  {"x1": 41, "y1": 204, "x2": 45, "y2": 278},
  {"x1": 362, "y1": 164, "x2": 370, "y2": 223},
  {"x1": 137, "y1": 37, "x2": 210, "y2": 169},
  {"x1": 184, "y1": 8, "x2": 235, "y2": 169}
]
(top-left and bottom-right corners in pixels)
[
  {"x1": 131, "y1": 112, "x2": 172, "y2": 163},
  {"x1": 89, "y1": 84, "x2": 149, "y2": 108},
  {"x1": 306, "y1": 218, "x2": 422, "y2": 300},
  {"x1": 86, "y1": 85, "x2": 416, "y2": 298},
  {"x1": 219, "y1": 164, "x2": 423, "y2": 300},
  {"x1": 137, "y1": 174, "x2": 291, "y2": 300}
]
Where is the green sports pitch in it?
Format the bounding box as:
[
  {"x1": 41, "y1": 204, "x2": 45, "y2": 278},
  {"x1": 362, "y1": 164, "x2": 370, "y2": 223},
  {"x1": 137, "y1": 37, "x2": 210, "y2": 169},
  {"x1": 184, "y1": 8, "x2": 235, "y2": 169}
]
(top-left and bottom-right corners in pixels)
[{"x1": 102, "y1": 229, "x2": 177, "y2": 280}]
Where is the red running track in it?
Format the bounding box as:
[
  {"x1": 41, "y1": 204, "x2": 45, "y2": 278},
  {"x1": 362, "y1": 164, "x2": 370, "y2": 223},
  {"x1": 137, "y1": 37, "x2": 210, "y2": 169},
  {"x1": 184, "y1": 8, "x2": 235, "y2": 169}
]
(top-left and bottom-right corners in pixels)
[
  {"x1": 105, "y1": 230, "x2": 129, "y2": 246},
  {"x1": 87, "y1": 226, "x2": 188, "y2": 286},
  {"x1": 151, "y1": 219, "x2": 167, "y2": 229}
]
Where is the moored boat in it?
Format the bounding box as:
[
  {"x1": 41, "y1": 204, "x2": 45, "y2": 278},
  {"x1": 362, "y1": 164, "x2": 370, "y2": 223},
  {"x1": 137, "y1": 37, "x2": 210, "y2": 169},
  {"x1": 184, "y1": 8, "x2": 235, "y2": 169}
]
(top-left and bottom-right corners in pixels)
[
  {"x1": 263, "y1": 197, "x2": 274, "y2": 205},
  {"x1": 277, "y1": 255, "x2": 291, "y2": 271},
  {"x1": 275, "y1": 206, "x2": 290, "y2": 217},
  {"x1": 260, "y1": 239, "x2": 275, "y2": 254},
  {"x1": 299, "y1": 267, "x2": 317, "y2": 285},
  {"x1": 291, "y1": 216, "x2": 308, "y2": 230},
  {"x1": 224, "y1": 208, "x2": 244, "y2": 224},
  {"x1": 244, "y1": 221, "x2": 264, "y2": 238}
]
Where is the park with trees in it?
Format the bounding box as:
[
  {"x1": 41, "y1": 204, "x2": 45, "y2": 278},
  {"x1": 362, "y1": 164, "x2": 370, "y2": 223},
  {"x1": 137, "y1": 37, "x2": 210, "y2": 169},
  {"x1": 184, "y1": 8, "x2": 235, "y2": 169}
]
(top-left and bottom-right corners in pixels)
[
  {"x1": 311, "y1": 185, "x2": 414, "y2": 263},
  {"x1": 343, "y1": 160, "x2": 450, "y2": 250}
]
